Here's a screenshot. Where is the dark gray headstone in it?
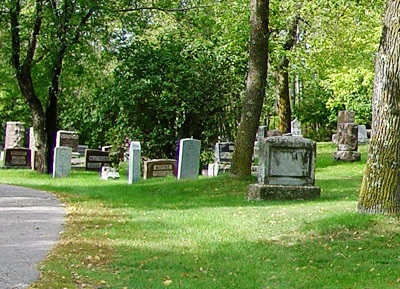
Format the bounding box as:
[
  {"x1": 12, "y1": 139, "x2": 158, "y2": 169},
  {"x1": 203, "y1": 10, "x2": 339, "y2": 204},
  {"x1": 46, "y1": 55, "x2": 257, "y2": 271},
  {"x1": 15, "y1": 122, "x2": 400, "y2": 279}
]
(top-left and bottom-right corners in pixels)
[
  {"x1": 56, "y1": 130, "x2": 79, "y2": 152},
  {"x1": 4, "y1": 148, "x2": 31, "y2": 168},
  {"x1": 85, "y1": 149, "x2": 111, "y2": 171}
]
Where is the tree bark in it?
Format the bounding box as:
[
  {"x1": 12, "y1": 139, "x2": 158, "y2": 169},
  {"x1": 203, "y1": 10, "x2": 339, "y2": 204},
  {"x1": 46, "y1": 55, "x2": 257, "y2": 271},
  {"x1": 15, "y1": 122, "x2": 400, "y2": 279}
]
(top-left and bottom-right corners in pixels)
[
  {"x1": 276, "y1": 15, "x2": 300, "y2": 134},
  {"x1": 358, "y1": 0, "x2": 400, "y2": 215},
  {"x1": 231, "y1": 0, "x2": 269, "y2": 177}
]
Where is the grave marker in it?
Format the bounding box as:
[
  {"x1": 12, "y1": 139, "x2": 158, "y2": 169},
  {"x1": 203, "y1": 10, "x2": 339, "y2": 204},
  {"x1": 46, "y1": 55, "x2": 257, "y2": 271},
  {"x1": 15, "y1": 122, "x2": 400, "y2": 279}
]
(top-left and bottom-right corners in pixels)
[
  {"x1": 85, "y1": 149, "x2": 112, "y2": 171},
  {"x1": 128, "y1": 141, "x2": 141, "y2": 184},
  {"x1": 249, "y1": 136, "x2": 320, "y2": 201},
  {"x1": 52, "y1": 146, "x2": 72, "y2": 178},
  {"x1": 4, "y1": 148, "x2": 31, "y2": 168},
  {"x1": 177, "y1": 138, "x2": 201, "y2": 180},
  {"x1": 4, "y1": 122, "x2": 25, "y2": 149},
  {"x1": 143, "y1": 159, "x2": 176, "y2": 179},
  {"x1": 56, "y1": 130, "x2": 79, "y2": 152}
]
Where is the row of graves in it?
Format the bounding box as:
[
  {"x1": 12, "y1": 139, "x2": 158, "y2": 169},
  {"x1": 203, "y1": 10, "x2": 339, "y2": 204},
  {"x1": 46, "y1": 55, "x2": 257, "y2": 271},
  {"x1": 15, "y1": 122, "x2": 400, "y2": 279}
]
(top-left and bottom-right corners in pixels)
[{"x1": 1, "y1": 121, "x2": 324, "y2": 202}]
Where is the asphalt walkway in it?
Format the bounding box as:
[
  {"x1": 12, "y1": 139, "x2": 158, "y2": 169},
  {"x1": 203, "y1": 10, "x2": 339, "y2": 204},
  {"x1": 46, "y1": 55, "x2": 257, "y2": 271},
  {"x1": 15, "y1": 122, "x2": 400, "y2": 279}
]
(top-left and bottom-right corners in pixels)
[{"x1": 0, "y1": 184, "x2": 65, "y2": 289}]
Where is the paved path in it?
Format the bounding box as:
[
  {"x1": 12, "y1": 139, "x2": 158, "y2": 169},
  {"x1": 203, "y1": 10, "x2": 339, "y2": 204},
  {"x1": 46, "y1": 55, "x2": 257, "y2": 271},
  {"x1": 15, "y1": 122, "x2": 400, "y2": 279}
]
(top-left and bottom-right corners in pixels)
[{"x1": 0, "y1": 184, "x2": 65, "y2": 289}]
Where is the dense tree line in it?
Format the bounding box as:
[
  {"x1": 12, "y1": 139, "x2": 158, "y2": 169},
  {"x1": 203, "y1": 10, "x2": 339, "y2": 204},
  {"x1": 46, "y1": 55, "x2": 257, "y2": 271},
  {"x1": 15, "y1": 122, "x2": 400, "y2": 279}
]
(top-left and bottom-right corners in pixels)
[{"x1": 0, "y1": 0, "x2": 384, "y2": 172}]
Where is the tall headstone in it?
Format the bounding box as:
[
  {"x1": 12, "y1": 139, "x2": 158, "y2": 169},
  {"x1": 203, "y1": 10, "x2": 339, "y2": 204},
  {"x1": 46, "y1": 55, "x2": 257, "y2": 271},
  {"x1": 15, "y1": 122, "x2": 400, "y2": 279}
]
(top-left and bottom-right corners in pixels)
[
  {"x1": 128, "y1": 141, "x2": 141, "y2": 184},
  {"x1": 248, "y1": 136, "x2": 320, "y2": 201},
  {"x1": 177, "y1": 138, "x2": 201, "y2": 180},
  {"x1": 56, "y1": 130, "x2": 79, "y2": 152},
  {"x1": 28, "y1": 127, "x2": 37, "y2": 170},
  {"x1": 333, "y1": 111, "x2": 361, "y2": 162},
  {"x1": 4, "y1": 122, "x2": 25, "y2": 148},
  {"x1": 53, "y1": 146, "x2": 72, "y2": 178}
]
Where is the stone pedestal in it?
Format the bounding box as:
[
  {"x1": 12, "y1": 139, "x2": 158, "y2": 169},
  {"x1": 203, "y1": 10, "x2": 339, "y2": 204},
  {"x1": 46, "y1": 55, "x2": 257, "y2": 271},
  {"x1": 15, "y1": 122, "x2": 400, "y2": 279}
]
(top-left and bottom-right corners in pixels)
[
  {"x1": 248, "y1": 136, "x2": 320, "y2": 201},
  {"x1": 333, "y1": 111, "x2": 361, "y2": 162}
]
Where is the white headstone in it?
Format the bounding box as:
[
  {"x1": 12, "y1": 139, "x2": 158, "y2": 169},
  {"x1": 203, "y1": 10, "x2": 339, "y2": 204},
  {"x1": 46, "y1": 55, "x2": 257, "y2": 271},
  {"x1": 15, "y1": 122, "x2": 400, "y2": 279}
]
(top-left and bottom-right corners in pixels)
[
  {"x1": 177, "y1": 138, "x2": 201, "y2": 180},
  {"x1": 128, "y1": 141, "x2": 141, "y2": 184},
  {"x1": 291, "y1": 119, "x2": 303, "y2": 137},
  {"x1": 53, "y1": 146, "x2": 72, "y2": 178}
]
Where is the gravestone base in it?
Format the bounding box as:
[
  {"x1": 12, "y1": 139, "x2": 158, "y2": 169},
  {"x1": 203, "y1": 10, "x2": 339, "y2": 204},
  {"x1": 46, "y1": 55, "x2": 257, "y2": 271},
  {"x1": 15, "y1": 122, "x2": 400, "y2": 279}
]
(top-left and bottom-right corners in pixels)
[
  {"x1": 248, "y1": 184, "x2": 321, "y2": 201},
  {"x1": 333, "y1": 151, "x2": 361, "y2": 162}
]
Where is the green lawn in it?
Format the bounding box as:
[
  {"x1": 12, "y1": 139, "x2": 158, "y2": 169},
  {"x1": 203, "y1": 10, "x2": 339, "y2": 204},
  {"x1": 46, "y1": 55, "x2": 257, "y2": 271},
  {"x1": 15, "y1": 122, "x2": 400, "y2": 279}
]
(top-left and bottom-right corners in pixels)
[{"x1": 1, "y1": 142, "x2": 400, "y2": 289}]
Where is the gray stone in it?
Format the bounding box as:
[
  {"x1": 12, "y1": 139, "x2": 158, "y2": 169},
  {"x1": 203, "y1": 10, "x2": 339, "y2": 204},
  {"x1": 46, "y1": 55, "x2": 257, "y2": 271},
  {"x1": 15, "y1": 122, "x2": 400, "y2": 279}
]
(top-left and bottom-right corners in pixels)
[
  {"x1": 291, "y1": 118, "x2": 303, "y2": 137},
  {"x1": 358, "y1": 125, "x2": 369, "y2": 144},
  {"x1": 177, "y1": 138, "x2": 201, "y2": 180},
  {"x1": 214, "y1": 142, "x2": 235, "y2": 163},
  {"x1": 85, "y1": 149, "x2": 111, "y2": 171},
  {"x1": 4, "y1": 122, "x2": 25, "y2": 149},
  {"x1": 248, "y1": 184, "x2": 320, "y2": 201},
  {"x1": 333, "y1": 110, "x2": 361, "y2": 162},
  {"x1": 128, "y1": 141, "x2": 141, "y2": 184},
  {"x1": 250, "y1": 135, "x2": 320, "y2": 201},
  {"x1": 53, "y1": 146, "x2": 72, "y2": 178},
  {"x1": 4, "y1": 148, "x2": 31, "y2": 169}
]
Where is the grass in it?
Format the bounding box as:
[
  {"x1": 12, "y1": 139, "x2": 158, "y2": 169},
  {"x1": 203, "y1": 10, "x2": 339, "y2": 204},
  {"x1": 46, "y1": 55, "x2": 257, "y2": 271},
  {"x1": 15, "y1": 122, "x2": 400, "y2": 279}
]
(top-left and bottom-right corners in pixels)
[{"x1": 2, "y1": 142, "x2": 400, "y2": 288}]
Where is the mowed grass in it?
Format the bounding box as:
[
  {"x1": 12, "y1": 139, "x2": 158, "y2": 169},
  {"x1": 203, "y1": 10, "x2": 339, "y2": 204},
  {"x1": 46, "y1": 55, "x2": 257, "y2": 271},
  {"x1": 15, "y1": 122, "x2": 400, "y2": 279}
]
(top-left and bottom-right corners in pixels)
[{"x1": 2, "y1": 142, "x2": 400, "y2": 288}]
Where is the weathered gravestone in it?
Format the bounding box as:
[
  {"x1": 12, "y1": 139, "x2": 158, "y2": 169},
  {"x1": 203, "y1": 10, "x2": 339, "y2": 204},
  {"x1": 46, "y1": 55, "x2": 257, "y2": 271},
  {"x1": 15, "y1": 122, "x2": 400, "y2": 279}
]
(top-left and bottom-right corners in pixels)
[
  {"x1": 143, "y1": 159, "x2": 176, "y2": 180},
  {"x1": 4, "y1": 148, "x2": 31, "y2": 169},
  {"x1": 128, "y1": 141, "x2": 141, "y2": 184},
  {"x1": 208, "y1": 142, "x2": 235, "y2": 176},
  {"x1": 358, "y1": 125, "x2": 369, "y2": 144},
  {"x1": 291, "y1": 118, "x2": 303, "y2": 137},
  {"x1": 53, "y1": 146, "x2": 72, "y2": 178},
  {"x1": 248, "y1": 136, "x2": 320, "y2": 201},
  {"x1": 85, "y1": 149, "x2": 112, "y2": 171},
  {"x1": 333, "y1": 111, "x2": 361, "y2": 162},
  {"x1": 4, "y1": 122, "x2": 25, "y2": 149},
  {"x1": 177, "y1": 138, "x2": 201, "y2": 180},
  {"x1": 56, "y1": 130, "x2": 79, "y2": 152}
]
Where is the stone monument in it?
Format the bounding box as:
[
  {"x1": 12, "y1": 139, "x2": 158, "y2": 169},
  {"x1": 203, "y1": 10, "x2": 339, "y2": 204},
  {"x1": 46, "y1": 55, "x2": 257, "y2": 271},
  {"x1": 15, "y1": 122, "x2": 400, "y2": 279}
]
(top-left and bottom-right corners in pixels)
[
  {"x1": 333, "y1": 111, "x2": 361, "y2": 162},
  {"x1": 4, "y1": 122, "x2": 25, "y2": 148},
  {"x1": 248, "y1": 135, "x2": 320, "y2": 201},
  {"x1": 128, "y1": 141, "x2": 141, "y2": 184},
  {"x1": 177, "y1": 138, "x2": 201, "y2": 180},
  {"x1": 53, "y1": 146, "x2": 72, "y2": 178},
  {"x1": 143, "y1": 159, "x2": 176, "y2": 179}
]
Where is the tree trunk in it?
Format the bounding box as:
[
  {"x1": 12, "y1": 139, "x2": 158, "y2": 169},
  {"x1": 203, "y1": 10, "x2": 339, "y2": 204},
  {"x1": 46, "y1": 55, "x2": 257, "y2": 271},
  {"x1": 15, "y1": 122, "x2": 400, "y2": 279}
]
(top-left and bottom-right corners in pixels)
[
  {"x1": 231, "y1": 0, "x2": 269, "y2": 177},
  {"x1": 276, "y1": 59, "x2": 292, "y2": 133},
  {"x1": 358, "y1": 0, "x2": 400, "y2": 215}
]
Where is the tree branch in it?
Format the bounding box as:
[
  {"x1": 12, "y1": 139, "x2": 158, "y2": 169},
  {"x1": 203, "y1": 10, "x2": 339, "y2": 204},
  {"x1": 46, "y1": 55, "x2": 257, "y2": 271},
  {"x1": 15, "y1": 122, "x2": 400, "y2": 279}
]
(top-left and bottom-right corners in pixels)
[
  {"x1": 9, "y1": 0, "x2": 21, "y2": 70},
  {"x1": 114, "y1": 5, "x2": 211, "y2": 14},
  {"x1": 24, "y1": 0, "x2": 43, "y2": 70}
]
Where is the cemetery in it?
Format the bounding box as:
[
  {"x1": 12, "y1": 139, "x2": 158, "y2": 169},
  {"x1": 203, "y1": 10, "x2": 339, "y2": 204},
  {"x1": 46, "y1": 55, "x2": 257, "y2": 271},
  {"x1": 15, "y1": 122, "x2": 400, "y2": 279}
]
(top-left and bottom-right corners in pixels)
[{"x1": 1, "y1": 0, "x2": 399, "y2": 287}]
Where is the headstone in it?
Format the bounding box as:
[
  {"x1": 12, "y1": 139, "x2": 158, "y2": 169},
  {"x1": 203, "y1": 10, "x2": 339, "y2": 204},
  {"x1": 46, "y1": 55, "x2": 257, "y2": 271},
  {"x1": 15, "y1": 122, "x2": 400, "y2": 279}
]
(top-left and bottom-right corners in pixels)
[
  {"x1": 4, "y1": 148, "x2": 31, "y2": 168},
  {"x1": 77, "y1": 145, "x2": 88, "y2": 156},
  {"x1": 248, "y1": 136, "x2": 320, "y2": 201},
  {"x1": 128, "y1": 141, "x2": 141, "y2": 184},
  {"x1": 4, "y1": 122, "x2": 25, "y2": 149},
  {"x1": 52, "y1": 146, "x2": 72, "y2": 178},
  {"x1": 291, "y1": 118, "x2": 303, "y2": 137},
  {"x1": 102, "y1": 145, "x2": 112, "y2": 152},
  {"x1": 358, "y1": 125, "x2": 369, "y2": 144},
  {"x1": 28, "y1": 127, "x2": 36, "y2": 170},
  {"x1": 177, "y1": 138, "x2": 201, "y2": 180},
  {"x1": 85, "y1": 149, "x2": 112, "y2": 171},
  {"x1": 101, "y1": 166, "x2": 120, "y2": 180},
  {"x1": 56, "y1": 130, "x2": 79, "y2": 152},
  {"x1": 333, "y1": 111, "x2": 361, "y2": 162},
  {"x1": 215, "y1": 142, "x2": 235, "y2": 163},
  {"x1": 143, "y1": 159, "x2": 176, "y2": 180}
]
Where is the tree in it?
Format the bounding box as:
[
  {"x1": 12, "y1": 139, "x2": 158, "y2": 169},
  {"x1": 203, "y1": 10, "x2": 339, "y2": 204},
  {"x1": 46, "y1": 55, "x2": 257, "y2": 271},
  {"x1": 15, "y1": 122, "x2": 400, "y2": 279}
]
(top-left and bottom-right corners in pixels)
[
  {"x1": 358, "y1": 0, "x2": 400, "y2": 215},
  {"x1": 231, "y1": 0, "x2": 269, "y2": 177},
  {"x1": 7, "y1": 0, "x2": 95, "y2": 172}
]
